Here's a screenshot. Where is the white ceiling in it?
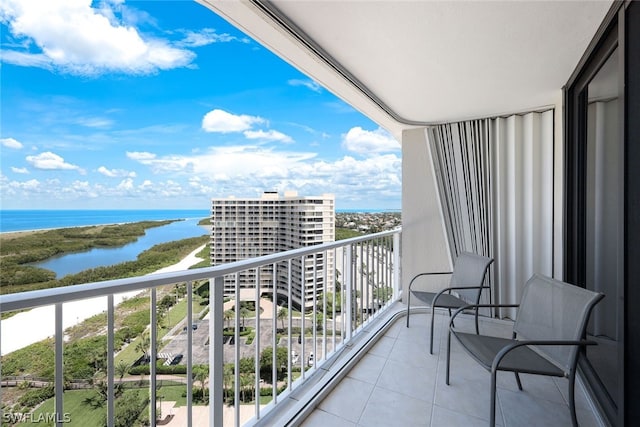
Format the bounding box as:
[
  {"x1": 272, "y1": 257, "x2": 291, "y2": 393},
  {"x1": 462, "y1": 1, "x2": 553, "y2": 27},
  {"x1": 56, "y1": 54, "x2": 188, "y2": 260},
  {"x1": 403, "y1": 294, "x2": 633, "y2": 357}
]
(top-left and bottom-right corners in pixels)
[{"x1": 200, "y1": 0, "x2": 613, "y2": 135}]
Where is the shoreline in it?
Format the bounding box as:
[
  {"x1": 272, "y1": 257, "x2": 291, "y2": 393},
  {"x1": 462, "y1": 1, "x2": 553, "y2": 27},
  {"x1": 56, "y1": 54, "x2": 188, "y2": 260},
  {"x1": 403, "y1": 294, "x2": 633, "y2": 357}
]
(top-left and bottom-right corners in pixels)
[
  {"x1": 0, "y1": 244, "x2": 207, "y2": 356},
  {"x1": 0, "y1": 218, "x2": 187, "y2": 239}
]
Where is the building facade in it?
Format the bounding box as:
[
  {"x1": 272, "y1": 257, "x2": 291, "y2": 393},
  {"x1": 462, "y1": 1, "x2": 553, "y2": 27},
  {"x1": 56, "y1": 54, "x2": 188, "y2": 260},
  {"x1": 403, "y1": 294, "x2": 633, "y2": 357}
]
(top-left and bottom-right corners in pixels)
[{"x1": 210, "y1": 191, "x2": 335, "y2": 308}]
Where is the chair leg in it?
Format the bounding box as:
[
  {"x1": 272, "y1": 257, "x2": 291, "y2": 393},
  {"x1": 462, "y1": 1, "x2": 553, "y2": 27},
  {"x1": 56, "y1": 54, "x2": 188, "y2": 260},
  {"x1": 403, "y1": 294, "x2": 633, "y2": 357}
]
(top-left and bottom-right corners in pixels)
[
  {"x1": 490, "y1": 369, "x2": 498, "y2": 427},
  {"x1": 514, "y1": 372, "x2": 523, "y2": 391},
  {"x1": 430, "y1": 306, "x2": 436, "y2": 354},
  {"x1": 445, "y1": 329, "x2": 452, "y2": 385},
  {"x1": 406, "y1": 292, "x2": 411, "y2": 327},
  {"x1": 568, "y1": 370, "x2": 578, "y2": 427},
  {"x1": 474, "y1": 309, "x2": 480, "y2": 335}
]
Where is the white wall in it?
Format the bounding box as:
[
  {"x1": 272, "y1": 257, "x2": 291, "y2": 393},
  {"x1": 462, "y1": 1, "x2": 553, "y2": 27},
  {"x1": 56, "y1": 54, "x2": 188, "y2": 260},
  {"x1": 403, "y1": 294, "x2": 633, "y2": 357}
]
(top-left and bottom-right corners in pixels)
[{"x1": 400, "y1": 127, "x2": 451, "y2": 300}]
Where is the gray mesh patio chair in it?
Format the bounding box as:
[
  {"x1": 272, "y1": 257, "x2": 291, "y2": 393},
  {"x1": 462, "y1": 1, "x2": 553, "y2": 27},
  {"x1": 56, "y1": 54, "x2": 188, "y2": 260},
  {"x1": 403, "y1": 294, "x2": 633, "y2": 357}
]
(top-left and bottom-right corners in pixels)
[
  {"x1": 445, "y1": 274, "x2": 604, "y2": 427},
  {"x1": 406, "y1": 251, "x2": 493, "y2": 354}
]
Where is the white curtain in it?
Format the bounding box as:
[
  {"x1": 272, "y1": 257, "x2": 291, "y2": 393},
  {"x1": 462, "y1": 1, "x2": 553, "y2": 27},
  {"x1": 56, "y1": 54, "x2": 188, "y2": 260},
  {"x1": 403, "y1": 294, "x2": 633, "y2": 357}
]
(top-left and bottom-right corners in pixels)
[{"x1": 427, "y1": 110, "x2": 554, "y2": 319}]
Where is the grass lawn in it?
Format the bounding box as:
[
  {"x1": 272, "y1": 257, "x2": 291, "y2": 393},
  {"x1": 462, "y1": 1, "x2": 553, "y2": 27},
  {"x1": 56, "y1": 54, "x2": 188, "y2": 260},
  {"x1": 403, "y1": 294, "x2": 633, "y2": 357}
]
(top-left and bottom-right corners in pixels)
[
  {"x1": 27, "y1": 383, "x2": 192, "y2": 426},
  {"x1": 156, "y1": 382, "x2": 197, "y2": 407},
  {"x1": 27, "y1": 390, "x2": 105, "y2": 427}
]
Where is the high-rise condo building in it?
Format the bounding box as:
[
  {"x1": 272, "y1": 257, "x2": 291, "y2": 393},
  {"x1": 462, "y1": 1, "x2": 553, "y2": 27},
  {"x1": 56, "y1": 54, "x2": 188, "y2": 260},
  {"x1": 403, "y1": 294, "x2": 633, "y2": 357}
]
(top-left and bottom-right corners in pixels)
[{"x1": 210, "y1": 191, "x2": 335, "y2": 308}]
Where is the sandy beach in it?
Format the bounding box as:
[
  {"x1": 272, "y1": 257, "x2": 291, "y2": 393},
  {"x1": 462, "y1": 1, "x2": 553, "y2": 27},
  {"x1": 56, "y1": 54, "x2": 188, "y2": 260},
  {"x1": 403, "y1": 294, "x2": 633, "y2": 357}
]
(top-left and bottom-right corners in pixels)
[{"x1": 0, "y1": 244, "x2": 207, "y2": 356}]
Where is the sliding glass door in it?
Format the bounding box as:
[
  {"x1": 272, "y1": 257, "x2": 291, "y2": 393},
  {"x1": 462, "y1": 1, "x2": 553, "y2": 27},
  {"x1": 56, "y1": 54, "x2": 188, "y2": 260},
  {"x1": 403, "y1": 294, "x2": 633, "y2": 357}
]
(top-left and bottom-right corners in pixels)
[{"x1": 565, "y1": 2, "x2": 640, "y2": 425}]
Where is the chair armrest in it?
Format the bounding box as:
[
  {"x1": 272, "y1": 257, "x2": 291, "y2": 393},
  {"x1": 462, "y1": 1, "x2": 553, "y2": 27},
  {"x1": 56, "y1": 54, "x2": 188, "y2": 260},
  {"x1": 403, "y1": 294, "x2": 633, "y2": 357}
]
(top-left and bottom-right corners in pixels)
[
  {"x1": 432, "y1": 285, "x2": 490, "y2": 304},
  {"x1": 491, "y1": 339, "x2": 597, "y2": 373},
  {"x1": 408, "y1": 271, "x2": 453, "y2": 291},
  {"x1": 449, "y1": 304, "x2": 520, "y2": 327}
]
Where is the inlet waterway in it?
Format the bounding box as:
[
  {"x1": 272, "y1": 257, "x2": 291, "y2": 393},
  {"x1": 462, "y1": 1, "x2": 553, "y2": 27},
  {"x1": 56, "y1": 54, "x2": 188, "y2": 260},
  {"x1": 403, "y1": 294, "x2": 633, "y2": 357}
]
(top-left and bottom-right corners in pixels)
[{"x1": 32, "y1": 218, "x2": 209, "y2": 278}]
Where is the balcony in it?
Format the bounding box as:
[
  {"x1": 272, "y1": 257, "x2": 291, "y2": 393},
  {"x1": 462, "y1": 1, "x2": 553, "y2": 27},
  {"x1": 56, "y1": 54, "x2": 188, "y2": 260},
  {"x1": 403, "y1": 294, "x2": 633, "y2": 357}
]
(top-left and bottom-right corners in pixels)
[
  {"x1": 0, "y1": 227, "x2": 606, "y2": 426},
  {"x1": 298, "y1": 311, "x2": 602, "y2": 427}
]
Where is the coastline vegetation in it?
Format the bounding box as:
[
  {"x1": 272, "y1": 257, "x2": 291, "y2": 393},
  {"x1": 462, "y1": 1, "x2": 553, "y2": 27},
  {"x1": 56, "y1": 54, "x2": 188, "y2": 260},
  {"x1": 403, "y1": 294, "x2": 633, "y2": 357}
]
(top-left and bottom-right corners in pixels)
[{"x1": 0, "y1": 221, "x2": 208, "y2": 294}]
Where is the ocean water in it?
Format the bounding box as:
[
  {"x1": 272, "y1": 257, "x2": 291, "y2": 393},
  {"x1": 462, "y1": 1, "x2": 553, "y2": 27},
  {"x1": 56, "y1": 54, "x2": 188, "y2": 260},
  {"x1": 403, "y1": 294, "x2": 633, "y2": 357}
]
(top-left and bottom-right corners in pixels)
[{"x1": 0, "y1": 209, "x2": 210, "y2": 233}]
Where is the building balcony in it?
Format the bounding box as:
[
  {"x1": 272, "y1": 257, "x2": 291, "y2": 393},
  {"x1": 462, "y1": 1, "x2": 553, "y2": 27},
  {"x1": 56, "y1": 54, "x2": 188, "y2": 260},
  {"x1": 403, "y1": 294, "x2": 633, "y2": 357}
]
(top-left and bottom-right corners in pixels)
[
  {"x1": 297, "y1": 310, "x2": 602, "y2": 427},
  {"x1": 0, "y1": 228, "x2": 604, "y2": 426}
]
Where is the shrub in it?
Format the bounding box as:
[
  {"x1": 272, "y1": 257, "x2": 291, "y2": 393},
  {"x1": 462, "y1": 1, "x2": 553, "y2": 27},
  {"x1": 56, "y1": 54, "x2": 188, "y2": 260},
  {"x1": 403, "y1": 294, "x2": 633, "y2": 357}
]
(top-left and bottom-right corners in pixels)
[
  {"x1": 18, "y1": 386, "x2": 54, "y2": 409},
  {"x1": 259, "y1": 385, "x2": 287, "y2": 396},
  {"x1": 128, "y1": 364, "x2": 187, "y2": 376}
]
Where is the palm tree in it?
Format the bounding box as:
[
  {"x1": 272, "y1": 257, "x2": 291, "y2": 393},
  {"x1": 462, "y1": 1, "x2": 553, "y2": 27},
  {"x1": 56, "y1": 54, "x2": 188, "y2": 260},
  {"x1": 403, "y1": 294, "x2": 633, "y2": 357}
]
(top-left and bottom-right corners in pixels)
[
  {"x1": 277, "y1": 307, "x2": 287, "y2": 331},
  {"x1": 193, "y1": 365, "x2": 208, "y2": 402},
  {"x1": 135, "y1": 333, "x2": 151, "y2": 362},
  {"x1": 239, "y1": 372, "x2": 255, "y2": 403},
  {"x1": 223, "y1": 363, "x2": 234, "y2": 403},
  {"x1": 239, "y1": 307, "x2": 250, "y2": 330},
  {"x1": 115, "y1": 361, "x2": 130, "y2": 381},
  {"x1": 224, "y1": 310, "x2": 234, "y2": 329}
]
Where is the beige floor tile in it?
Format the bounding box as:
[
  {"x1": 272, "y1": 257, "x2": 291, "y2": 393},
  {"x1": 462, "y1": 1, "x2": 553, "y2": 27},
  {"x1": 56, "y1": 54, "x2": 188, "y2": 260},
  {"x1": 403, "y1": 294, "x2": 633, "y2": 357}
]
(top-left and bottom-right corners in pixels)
[{"x1": 318, "y1": 376, "x2": 375, "y2": 423}]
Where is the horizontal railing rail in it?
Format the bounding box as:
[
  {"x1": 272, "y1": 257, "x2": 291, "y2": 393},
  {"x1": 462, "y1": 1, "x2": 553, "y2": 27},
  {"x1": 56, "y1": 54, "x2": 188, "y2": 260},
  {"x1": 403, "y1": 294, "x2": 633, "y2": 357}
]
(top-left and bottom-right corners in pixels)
[
  {"x1": 0, "y1": 228, "x2": 401, "y2": 427},
  {"x1": 1, "y1": 229, "x2": 399, "y2": 313}
]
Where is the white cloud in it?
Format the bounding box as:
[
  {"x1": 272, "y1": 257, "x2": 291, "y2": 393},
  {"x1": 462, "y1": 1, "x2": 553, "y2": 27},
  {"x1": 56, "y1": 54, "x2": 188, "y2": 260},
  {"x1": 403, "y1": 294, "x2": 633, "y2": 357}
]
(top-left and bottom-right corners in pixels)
[
  {"x1": 124, "y1": 143, "x2": 401, "y2": 203},
  {"x1": 342, "y1": 127, "x2": 399, "y2": 155},
  {"x1": 2, "y1": 143, "x2": 402, "y2": 208},
  {"x1": 243, "y1": 129, "x2": 293, "y2": 144},
  {"x1": 26, "y1": 151, "x2": 85, "y2": 173},
  {"x1": 117, "y1": 177, "x2": 135, "y2": 190},
  {"x1": 11, "y1": 167, "x2": 29, "y2": 174},
  {"x1": 98, "y1": 166, "x2": 136, "y2": 178},
  {"x1": 68, "y1": 180, "x2": 98, "y2": 198},
  {"x1": 1, "y1": 137, "x2": 24, "y2": 149},
  {"x1": 0, "y1": 0, "x2": 195, "y2": 75},
  {"x1": 75, "y1": 117, "x2": 113, "y2": 128},
  {"x1": 201, "y1": 109, "x2": 265, "y2": 133},
  {"x1": 288, "y1": 79, "x2": 322, "y2": 93},
  {"x1": 126, "y1": 151, "x2": 156, "y2": 161},
  {"x1": 176, "y1": 28, "x2": 247, "y2": 48}
]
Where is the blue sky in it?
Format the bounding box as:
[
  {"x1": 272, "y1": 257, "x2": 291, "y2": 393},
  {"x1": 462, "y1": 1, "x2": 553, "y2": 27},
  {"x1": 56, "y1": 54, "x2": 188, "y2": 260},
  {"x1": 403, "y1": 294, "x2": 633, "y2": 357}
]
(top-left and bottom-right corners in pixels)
[{"x1": 0, "y1": 0, "x2": 401, "y2": 211}]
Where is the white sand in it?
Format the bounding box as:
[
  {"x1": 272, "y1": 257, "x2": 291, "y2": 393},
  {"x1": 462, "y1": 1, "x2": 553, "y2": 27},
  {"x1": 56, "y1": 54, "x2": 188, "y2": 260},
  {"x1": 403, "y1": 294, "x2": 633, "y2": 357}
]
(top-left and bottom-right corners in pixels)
[{"x1": 0, "y1": 244, "x2": 207, "y2": 356}]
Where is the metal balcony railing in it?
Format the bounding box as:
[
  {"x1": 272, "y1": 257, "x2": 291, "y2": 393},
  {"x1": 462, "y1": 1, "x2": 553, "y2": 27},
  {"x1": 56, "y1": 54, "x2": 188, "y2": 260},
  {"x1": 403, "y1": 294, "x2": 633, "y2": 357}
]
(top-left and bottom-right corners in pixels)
[{"x1": 0, "y1": 229, "x2": 401, "y2": 426}]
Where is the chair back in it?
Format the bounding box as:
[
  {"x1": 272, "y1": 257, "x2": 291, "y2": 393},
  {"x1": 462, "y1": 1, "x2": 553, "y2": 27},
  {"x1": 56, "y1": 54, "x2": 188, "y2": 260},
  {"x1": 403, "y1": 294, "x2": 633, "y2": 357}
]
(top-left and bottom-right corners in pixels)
[
  {"x1": 514, "y1": 274, "x2": 604, "y2": 373},
  {"x1": 450, "y1": 252, "x2": 493, "y2": 304}
]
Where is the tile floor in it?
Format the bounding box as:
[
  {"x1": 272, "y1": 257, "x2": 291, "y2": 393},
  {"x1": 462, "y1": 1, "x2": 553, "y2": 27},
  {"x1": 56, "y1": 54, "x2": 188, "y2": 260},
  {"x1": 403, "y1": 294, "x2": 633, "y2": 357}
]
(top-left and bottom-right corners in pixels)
[{"x1": 300, "y1": 310, "x2": 603, "y2": 427}]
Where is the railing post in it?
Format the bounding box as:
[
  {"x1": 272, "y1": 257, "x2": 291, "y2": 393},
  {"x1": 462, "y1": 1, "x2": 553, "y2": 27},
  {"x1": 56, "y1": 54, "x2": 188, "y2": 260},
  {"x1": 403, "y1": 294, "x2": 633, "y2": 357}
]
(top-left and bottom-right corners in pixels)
[
  {"x1": 209, "y1": 276, "x2": 224, "y2": 427},
  {"x1": 186, "y1": 281, "x2": 193, "y2": 427},
  {"x1": 255, "y1": 268, "x2": 261, "y2": 419},
  {"x1": 393, "y1": 231, "x2": 401, "y2": 300},
  {"x1": 55, "y1": 303, "x2": 64, "y2": 427},
  {"x1": 150, "y1": 289, "x2": 157, "y2": 425},
  {"x1": 287, "y1": 259, "x2": 293, "y2": 391},
  {"x1": 345, "y1": 245, "x2": 353, "y2": 341},
  {"x1": 107, "y1": 295, "x2": 115, "y2": 427}
]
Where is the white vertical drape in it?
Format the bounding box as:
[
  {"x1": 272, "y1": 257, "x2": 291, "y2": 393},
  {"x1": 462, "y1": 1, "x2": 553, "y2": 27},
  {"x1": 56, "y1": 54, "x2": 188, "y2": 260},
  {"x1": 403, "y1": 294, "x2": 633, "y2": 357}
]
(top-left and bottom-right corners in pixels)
[{"x1": 427, "y1": 110, "x2": 554, "y2": 319}]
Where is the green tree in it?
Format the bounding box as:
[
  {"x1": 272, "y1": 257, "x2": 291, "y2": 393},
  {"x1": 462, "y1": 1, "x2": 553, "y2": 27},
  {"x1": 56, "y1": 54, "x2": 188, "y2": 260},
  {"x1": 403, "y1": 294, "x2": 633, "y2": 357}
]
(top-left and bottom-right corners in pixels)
[
  {"x1": 277, "y1": 307, "x2": 288, "y2": 330},
  {"x1": 260, "y1": 346, "x2": 288, "y2": 383},
  {"x1": 105, "y1": 390, "x2": 148, "y2": 427},
  {"x1": 193, "y1": 365, "x2": 209, "y2": 400},
  {"x1": 115, "y1": 360, "x2": 130, "y2": 380},
  {"x1": 239, "y1": 356, "x2": 255, "y2": 374},
  {"x1": 224, "y1": 310, "x2": 234, "y2": 329},
  {"x1": 239, "y1": 307, "x2": 250, "y2": 329},
  {"x1": 223, "y1": 363, "x2": 235, "y2": 403},
  {"x1": 135, "y1": 333, "x2": 151, "y2": 362}
]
